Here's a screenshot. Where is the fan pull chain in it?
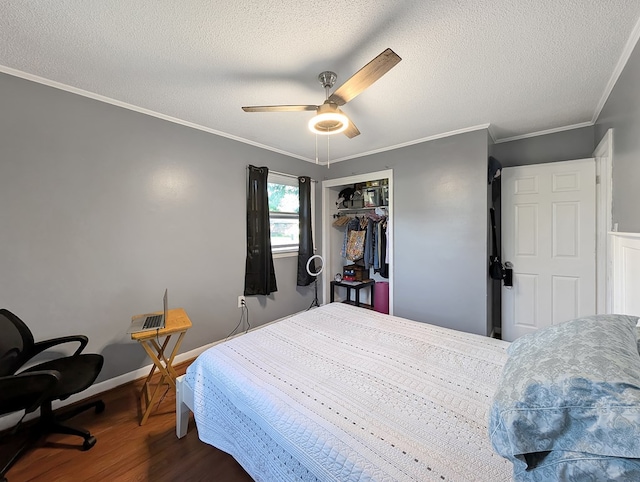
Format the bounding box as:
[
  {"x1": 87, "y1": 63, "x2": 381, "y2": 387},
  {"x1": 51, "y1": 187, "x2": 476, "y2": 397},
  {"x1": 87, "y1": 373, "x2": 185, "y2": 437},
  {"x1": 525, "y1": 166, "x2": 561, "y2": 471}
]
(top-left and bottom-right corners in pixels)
[{"x1": 314, "y1": 129, "x2": 332, "y2": 168}]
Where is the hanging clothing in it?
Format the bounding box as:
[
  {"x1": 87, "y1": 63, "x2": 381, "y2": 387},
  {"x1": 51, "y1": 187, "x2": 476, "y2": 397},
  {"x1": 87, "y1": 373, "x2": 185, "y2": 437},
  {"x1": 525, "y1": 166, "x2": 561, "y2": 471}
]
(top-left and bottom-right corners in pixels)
[
  {"x1": 341, "y1": 217, "x2": 361, "y2": 258},
  {"x1": 374, "y1": 218, "x2": 389, "y2": 278},
  {"x1": 244, "y1": 165, "x2": 277, "y2": 296},
  {"x1": 385, "y1": 215, "x2": 391, "y2": 262},
  {"x1": 373, "y1": 218, "x2": 382, "y2": 270},
  {"x1": 363, "y1": 218, "x2": 374, "y2": 269},
  {"x1": 346, "y1": 231, "x2": 365, "y2": 261}
]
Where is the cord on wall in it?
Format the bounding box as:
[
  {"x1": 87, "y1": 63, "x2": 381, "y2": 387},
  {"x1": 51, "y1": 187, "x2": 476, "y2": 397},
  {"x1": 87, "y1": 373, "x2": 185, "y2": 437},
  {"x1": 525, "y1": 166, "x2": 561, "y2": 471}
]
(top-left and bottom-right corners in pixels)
[
  {"x1": 226, "y1": 300, "x2": 249, "y2": 340},
  {"x1": 243, "y1": 300, "x2": 251, "y2": 333}
]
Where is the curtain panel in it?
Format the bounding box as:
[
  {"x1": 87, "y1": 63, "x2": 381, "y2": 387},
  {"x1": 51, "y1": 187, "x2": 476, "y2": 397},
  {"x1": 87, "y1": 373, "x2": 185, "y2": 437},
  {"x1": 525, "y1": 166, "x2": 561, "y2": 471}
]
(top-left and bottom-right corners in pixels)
[
  {"x1": 244, "y1": 165, "x2": 277, "y2": 296},
  {"x1": 297, "y1": 176, "x2": 315, "y2": 286}
]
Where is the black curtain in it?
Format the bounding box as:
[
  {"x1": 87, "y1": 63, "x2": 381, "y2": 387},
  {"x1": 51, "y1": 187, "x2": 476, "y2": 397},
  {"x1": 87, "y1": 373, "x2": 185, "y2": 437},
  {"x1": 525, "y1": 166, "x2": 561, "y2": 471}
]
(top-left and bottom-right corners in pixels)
[
  {"x1": 244, "y1": 165, "x2": 277, "y2": 295},
  {"x1": 297, "y1": 176, "x2": 315, "y2": 286}
]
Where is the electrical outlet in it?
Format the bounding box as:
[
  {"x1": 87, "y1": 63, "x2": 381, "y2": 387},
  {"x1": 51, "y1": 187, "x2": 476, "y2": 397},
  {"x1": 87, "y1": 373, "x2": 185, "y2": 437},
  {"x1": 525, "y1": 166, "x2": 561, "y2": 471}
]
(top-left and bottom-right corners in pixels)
[{"x1": 237, "y1": 295, "x2": 246, "y2": 308}]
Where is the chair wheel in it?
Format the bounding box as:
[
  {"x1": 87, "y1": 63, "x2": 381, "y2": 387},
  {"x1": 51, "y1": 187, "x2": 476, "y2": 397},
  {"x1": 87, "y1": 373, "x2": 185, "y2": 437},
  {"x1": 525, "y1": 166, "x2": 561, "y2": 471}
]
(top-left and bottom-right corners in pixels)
[
  {"x1": 82, "y1": 436, "x2": 96, "y2": 451},
  {"x1": 95, "y1": 400, "x2": 105, "y2": 414}
]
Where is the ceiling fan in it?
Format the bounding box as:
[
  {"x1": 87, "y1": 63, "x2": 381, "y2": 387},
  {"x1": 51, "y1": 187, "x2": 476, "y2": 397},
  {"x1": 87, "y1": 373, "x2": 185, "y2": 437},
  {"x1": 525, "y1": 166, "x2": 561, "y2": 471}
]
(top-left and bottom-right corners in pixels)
[{"x1": 242, "y1": 48, "x2": 402, "y2": 138}]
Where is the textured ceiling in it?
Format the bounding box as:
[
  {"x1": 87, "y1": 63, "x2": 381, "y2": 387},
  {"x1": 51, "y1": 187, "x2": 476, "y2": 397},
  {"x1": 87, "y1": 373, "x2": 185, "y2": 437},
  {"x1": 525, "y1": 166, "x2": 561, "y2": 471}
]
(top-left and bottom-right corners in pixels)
[{"x1": 1, "y1": 1, "x2": 640, "y2": 163}]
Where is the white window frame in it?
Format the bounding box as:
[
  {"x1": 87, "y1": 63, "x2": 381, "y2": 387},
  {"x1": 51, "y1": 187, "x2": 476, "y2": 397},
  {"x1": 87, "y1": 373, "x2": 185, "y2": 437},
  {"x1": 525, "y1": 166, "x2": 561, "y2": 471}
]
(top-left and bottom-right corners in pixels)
[{"x1": 268, "y1": 173, "x2": 315, "y2": 258}]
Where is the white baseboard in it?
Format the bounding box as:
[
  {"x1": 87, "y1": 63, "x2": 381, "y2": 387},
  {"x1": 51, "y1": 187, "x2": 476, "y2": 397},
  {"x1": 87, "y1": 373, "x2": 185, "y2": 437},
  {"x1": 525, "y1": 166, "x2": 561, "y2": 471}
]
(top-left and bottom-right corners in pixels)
[
  {"x1": 0, "y1": 342, "x2": 217, "y2": 432},
  {"x1": 0, "y1": 312, "x2": 299, "y2": 432}
]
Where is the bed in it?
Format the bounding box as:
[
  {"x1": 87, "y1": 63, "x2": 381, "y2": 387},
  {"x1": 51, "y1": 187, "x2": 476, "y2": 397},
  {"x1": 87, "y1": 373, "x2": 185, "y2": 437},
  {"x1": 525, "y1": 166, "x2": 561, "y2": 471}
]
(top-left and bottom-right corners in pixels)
[
  {"x1": 177, "y1": 304, "x2": 640, "y2": 481},
  {"x1": 176, "y1": 303, "x2": 512, "y2": 481}
]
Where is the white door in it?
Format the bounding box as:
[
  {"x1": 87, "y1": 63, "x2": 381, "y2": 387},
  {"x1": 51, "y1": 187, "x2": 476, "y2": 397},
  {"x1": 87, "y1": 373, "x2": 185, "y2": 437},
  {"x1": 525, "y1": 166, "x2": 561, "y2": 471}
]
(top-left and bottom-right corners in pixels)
[{"x1": 501, "y1": 159, "x2": 596, "y2": 342}]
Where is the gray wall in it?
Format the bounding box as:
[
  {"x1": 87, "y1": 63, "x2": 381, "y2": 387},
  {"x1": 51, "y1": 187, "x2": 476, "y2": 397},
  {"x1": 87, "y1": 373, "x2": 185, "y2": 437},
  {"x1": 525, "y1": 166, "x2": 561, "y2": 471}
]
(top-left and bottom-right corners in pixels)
[
  {"x1": 596, "y1": 40, "x2": 640, "y2": 232},
  {"x1": 489, "y1": 125, "x2": 595, "y2": 167},
  {"x1": 6, "y1": 30, "x2": 639, "y2": 385},
  {"x1": 326, "y1": 130, "x2": 490, "y2": 336},
  {"x1": 0, "y1": 72, "x2": 325, "y2": 382}
]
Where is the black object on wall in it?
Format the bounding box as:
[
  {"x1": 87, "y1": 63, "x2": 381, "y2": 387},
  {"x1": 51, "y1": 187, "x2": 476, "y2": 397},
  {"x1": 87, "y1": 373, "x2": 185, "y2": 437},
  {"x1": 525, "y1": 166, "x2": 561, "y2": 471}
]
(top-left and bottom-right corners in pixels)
[
  {"x1": 297, "y1": 176, "x2": 315, "y2": 286},
  {"x1": 489, "y1": 207, "x2": 506, "y2": 282},
  {"x1": 488, "y1": 156, "x2": 502, "y2": 185},
  {"x1": 244, "y1": 165, "x2": 278, "y2": 296}
]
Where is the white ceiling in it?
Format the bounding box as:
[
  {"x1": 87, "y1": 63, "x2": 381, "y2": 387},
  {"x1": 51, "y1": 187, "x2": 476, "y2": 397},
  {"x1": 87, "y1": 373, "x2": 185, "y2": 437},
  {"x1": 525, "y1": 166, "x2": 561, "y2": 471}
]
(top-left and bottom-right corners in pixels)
[{"x1": 2, "y1": 1, "x2": 640, "y2": 163}]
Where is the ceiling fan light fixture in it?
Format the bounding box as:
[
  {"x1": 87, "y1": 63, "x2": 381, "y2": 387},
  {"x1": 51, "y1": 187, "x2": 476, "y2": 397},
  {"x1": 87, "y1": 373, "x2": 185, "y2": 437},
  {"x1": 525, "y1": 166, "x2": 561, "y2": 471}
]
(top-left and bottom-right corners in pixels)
[
  {"x1": 243, "y1": 49, "x2": 401, "y2": 140},
  {"x1": 308, "y1": 112, "x2": 349, "y2": 135}
]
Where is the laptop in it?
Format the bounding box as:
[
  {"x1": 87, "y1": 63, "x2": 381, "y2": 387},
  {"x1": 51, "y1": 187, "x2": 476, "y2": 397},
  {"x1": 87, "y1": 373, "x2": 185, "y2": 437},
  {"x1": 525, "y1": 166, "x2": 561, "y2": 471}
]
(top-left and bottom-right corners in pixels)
[{"x1": 128, "y1": 289, "x2": 168, "y2": 334}]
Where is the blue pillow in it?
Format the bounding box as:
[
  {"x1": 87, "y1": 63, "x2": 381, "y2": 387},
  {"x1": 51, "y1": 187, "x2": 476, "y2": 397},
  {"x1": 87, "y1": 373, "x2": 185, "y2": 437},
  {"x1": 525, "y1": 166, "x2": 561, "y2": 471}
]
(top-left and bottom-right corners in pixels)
[
  {"x1": 489, "y1": 314, "x2": 640, "y2": 473},
  {"x1": 514, "y1": 451, "x2": 640, "y2": 482}
]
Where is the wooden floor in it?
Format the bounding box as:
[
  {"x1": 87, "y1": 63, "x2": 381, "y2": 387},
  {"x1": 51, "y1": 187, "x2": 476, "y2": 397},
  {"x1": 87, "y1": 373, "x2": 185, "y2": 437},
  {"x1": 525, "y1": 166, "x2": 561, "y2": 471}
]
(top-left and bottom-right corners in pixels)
[{"x1": 1, "y1": 361, "x2": 254, "y2": 482}]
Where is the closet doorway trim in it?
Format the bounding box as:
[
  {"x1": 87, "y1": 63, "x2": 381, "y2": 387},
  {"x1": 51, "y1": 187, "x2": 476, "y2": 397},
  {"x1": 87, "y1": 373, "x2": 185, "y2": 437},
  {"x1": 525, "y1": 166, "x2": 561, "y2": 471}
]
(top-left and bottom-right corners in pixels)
[{"x1": 321, "y1": 169, "x2": 393, "y2": 314}]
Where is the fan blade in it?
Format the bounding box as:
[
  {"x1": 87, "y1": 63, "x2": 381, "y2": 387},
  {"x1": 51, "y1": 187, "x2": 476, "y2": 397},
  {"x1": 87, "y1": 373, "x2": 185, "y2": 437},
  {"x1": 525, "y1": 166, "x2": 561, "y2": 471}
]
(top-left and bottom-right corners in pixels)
[
  {"x1": 242, "y1": 105, "x2": 317, "y2": 112},
  {"x1": 342, "y1": 112, "x2": 360, "y2": 138},
  {"x1": 329, "y1": 48, "x2": 402, "y2": 106},
  {"x1": 343, "y1": 121, "x2": 360, "y2": 139}
]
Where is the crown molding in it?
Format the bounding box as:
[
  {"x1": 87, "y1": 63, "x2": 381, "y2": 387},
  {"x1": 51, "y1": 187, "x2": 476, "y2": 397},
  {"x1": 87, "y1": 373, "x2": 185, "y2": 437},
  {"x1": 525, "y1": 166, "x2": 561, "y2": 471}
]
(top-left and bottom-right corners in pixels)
[
  {"x1": 592, "y1": 15, "x2": 640, "y2": 123},
  {"x1": 0, "y1": 64, "x2": 311, "y2": 162},
  {"x1": 6, "y1": 17, "x2": 639, "y2": 164},
  {"x1": 0, "y1": 64, "x2": 492, "y2": 165},
  {"x1": 493, "y1": 121, "x2": 594, "y2": 144},
  {"x1": 325, "y1": 124, "x2": 492, "y2": 164},
  {"x1": 486, "y1": 124, "x2": 498, "y2": 144}
]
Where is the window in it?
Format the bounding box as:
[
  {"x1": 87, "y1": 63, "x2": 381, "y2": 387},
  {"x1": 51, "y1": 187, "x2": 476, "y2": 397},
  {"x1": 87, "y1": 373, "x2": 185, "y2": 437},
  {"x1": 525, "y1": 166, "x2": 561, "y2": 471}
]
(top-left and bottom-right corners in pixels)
[{"x1": 268, "y1": 174, "x2": 300, "y2": 254}]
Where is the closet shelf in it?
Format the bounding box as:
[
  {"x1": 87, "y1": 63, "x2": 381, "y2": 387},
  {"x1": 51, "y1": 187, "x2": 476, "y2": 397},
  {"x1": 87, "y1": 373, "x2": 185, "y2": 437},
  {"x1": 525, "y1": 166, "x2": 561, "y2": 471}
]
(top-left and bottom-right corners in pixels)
[{"x1": 337, "y1": 205, "x2": 388, "y2": 213}]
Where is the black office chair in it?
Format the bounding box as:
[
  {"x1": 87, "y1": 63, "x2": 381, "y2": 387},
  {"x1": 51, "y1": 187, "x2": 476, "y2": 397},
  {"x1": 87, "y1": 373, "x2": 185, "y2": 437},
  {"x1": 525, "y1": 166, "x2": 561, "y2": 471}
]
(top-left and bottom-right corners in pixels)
[{"x1": 0, "y1": 308, "x2": 105, "y2": 482}]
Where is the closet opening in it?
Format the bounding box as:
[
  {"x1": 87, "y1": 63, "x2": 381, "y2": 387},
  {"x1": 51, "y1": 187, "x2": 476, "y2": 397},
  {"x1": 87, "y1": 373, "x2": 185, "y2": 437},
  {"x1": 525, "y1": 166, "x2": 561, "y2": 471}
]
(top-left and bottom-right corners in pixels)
[{"x1": 321, "y1": 169, "x2": 394, "y2": 314}]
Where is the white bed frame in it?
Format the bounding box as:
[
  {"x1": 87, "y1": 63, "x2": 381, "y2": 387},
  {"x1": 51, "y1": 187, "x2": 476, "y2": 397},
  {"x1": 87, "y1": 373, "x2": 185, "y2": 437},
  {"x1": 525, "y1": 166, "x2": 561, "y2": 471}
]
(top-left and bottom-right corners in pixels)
[
  {"x1": 176, "y1": 374, "x2": 193, "y2": 438},
  {"x1": 176, "y1": 313, "x2": 291, "y2": 439}
]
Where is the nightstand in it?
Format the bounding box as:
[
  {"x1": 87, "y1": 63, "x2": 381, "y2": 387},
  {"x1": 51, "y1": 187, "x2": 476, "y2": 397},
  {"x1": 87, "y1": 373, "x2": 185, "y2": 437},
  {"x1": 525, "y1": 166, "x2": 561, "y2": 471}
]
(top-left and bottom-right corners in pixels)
[{"x1": 330, "y1": 279, "x2": 375, "y2": 309}]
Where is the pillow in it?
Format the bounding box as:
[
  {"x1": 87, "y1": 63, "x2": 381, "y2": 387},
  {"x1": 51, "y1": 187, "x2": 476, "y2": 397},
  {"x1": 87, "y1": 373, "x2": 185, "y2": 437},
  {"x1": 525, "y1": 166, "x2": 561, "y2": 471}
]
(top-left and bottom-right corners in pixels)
[
  {"x1": 489, "y1": 314, "x2": 640, "y2": 473},
  {"x1": 514, "y1": 451, "x2": 640, "y2": 482}
]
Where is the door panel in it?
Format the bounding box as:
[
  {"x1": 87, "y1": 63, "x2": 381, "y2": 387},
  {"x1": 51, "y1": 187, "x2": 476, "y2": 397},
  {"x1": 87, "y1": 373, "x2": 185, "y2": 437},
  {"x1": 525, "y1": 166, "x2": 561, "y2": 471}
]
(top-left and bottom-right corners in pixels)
[
  {"x1": 502, "y1": 159, "x2": 596, "y2": 342},
  {"x1": 514, "y1": 274, "x2": 538, "y2": 328},
  {"x1": 515, "y1": 204, "x2": 538, "y2": 256},
  {"x1": 552, "y1": 276, "x2": 579, "y2": 323},
  {"x1": 553, "y1": 202, "x2": 579, "y2": 257}
]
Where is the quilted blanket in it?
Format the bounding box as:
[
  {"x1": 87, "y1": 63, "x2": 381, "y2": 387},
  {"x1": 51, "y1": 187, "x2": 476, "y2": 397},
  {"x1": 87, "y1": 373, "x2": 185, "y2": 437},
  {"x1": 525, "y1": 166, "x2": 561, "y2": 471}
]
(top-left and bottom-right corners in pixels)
[{"x1": 185, "y1": 303, "x2": 512, "y2": 481}]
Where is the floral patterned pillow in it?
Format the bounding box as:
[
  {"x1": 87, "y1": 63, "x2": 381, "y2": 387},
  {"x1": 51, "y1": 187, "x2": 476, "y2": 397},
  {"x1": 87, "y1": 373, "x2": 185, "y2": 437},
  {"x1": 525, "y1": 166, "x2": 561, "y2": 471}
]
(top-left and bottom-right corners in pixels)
[
  {"x1": 489, "y1": 314, "x2": 640, "y2": 474},
  {"x1": 514, "y1": 450, "x2": 640, "y2": 482}
]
